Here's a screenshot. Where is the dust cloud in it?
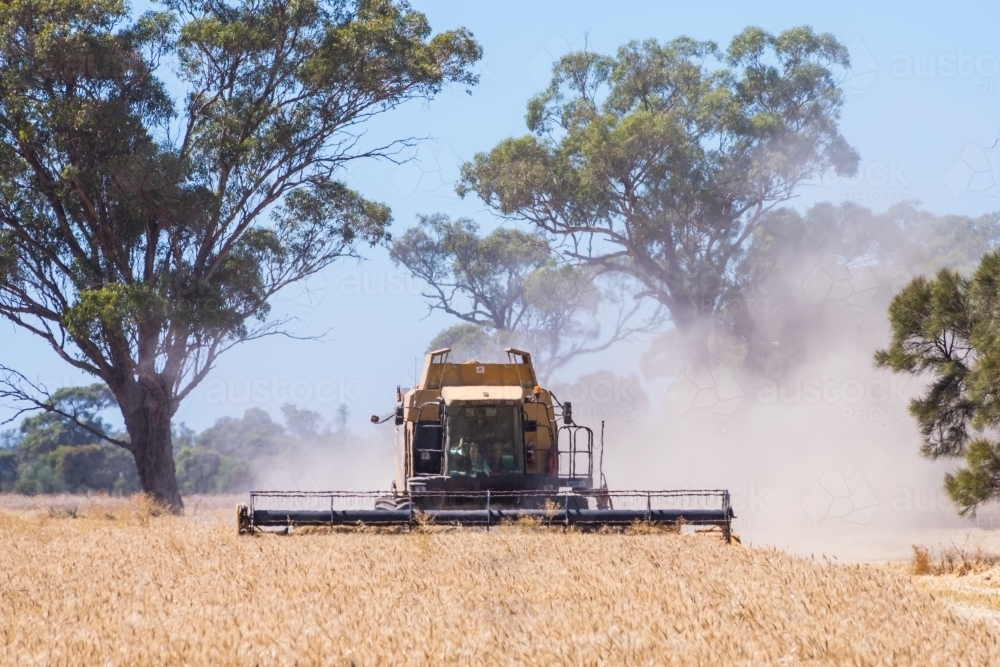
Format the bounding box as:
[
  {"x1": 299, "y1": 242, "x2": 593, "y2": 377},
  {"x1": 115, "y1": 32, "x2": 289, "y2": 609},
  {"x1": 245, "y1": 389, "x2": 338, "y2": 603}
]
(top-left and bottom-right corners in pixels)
[
  {"x1": 548, "y1": 209, "x2": 1000, "y2": 561},
  {"x1": 254, "y1": 205, "x2": 1000, "y2": 561},
  {"x1": 249, "y1": 429, "x2": 395, "y2": 494}
]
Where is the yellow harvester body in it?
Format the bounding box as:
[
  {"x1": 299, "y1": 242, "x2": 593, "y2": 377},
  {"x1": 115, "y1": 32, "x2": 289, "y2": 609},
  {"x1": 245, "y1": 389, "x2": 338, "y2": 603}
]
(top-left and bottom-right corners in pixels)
[
  {"x1": 238, "y1": 348, "x2": 733, "y2": 541},
  {"x1": 393, "y1": 348, "x2": 590, "y2": 496}
]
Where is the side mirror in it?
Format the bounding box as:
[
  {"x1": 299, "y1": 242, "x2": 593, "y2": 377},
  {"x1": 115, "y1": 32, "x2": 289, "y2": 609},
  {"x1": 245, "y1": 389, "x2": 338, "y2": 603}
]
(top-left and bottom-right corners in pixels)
[
  {"x1": 370, "y1": 414, "x2": 380, "y2": 424},
  {"x1": 394, "y1": 405, "x2": 404, "y2": 426},
  {"x1": 563, "y1": 401, "x2": 573, "y2": 425}
]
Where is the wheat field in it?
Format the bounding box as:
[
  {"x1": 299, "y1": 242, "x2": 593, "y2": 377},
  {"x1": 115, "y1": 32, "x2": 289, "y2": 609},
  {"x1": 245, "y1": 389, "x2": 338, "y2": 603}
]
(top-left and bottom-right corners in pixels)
[{"x1": 0, "y1": 495, "x2": 995, "y2": 666}]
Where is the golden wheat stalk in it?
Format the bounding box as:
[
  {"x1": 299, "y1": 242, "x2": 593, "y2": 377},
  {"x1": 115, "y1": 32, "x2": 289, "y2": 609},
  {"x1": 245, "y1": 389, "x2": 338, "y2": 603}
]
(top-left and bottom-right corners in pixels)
[{"x1": 0, "y1": 495, "x2": 995, "y2": 666}]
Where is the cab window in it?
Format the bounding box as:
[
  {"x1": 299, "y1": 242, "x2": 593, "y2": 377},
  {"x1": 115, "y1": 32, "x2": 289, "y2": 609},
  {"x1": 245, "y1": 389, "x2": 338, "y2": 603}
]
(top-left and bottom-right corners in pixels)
[{"x1": 446, "y1": 405, "x2": 523, "y2": 476}]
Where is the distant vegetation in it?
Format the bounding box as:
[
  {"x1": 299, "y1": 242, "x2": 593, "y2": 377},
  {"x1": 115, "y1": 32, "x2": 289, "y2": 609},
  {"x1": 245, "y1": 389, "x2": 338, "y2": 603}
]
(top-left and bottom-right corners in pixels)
[
  {"x1": 390, "y1": 214, "x2": 663, "y2": 379},
  {"x1": 0, "y1": 384, "x2": 344, "y2": 496}
]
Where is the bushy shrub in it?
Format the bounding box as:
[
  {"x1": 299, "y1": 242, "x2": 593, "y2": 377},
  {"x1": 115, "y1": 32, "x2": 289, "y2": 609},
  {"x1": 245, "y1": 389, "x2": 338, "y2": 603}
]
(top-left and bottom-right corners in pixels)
[
  {"x1": 14, "y1": 461, "x2": 63, "y2": 495},
  {"x1": 175, "y1": 447, "x2": 222, "y2": 495},
  {"x1": 55, "y1": 445, "x2": 105, "y2": 492},
  {"x1": 3, "y1": 390, "x2": 337, "y2": 496}
]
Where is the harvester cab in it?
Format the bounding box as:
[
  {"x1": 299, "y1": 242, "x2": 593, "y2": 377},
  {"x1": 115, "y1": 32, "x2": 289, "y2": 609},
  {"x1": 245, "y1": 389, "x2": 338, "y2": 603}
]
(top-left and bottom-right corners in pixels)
[
  {"x1": 238, "y1": 348, "x2": 734, "y2": 540},
  {"x1": 394, "y1": 348, "x2": 594, "y2": 500}
]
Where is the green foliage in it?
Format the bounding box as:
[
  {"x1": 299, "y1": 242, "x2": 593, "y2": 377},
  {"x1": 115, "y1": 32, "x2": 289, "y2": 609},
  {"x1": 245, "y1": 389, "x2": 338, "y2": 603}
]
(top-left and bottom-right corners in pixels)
[
  {"x1": 173, "y1": 408, "x2": 282, "y2": 494},
  {"x1": 2, "y1": 383, "x2": 335, "y2": 496},
  {"x1": 944, "y1": 440, "x2": 1000, "y2": 514},
  {"x1": 17, "y1": 384, "x2": 117, "y2": 458},
  {"x1": 213, "y1": 456, "x2": 253, "y2": 494},
  {"x1": 392, "y1": 214, "x2": 653, "y2": 377},
  {"x1": 281, "y1": 403, "x2": 322, "y2": 440},
  {"x1": 896, "y1": 210, "x2": 1000, "y2": 276},
  {"x1": 1, "y1": 382, "x2": 135, "y2": 494},
  {"x1": 63, "y1": 285, "x2": 168, "y2": 347},
  {"x1": 391, "y1": 214, "x2": 552, "y2": 330},
  {"x1": 0, "y1": 0, "x2": 479, "y2": 506},
  {"x1": 58, "y1": 442, "x2": 140, "y2": 492},
  {"x1": 458, "y1": 27, "x2": 857, "y2": 360},
  {"x1": 0, "y1": 450, "x2": 18, "y2": 491},
  {"x1": 9, "y1": 441, "x2": 141, "y2": 495},
  {"x1": 428, "y1": 323, "x2": 503, "y2": 362},
  {"x1": 14, "y1": 460, "x2": 64, "y2": 495},
  {"x1": 876, "y1": 248, "x2": 1000, "y2": 514},
  {"x1": 173, "y1": 404, "x2": 334, "y2": 494},
  {"x1": 55, "y1": 444, "x2": 103, "y2": 491},
  {"x1": 195, "y1": 407, "x2": 285, "y2": 460},
  {"x1": 174, "y1": 446, "x2": 222, "y2": 495},
  {"x1": 174, "y1": 447, "x2": 228, "y2": 493}
]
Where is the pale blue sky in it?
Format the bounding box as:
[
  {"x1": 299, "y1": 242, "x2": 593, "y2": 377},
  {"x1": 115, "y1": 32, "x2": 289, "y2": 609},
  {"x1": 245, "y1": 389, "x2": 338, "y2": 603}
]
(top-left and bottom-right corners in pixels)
[{"x1": 3, "y1": 0, "x2": 1000, "y2": 433}]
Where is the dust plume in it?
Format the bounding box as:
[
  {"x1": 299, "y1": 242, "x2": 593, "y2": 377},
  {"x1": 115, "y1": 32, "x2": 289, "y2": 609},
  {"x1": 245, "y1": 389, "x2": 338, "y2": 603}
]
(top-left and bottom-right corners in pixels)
[{"x1": 552, "y1": 203, "x2": 1000, "y2": 559}]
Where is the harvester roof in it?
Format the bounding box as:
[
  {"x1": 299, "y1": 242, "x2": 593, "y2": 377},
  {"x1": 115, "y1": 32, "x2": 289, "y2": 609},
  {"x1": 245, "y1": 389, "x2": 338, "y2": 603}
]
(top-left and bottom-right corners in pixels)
[
  {"x1": 441, "y1": 385, "x2": 524, "y2": 404},
  {"x1": 417, "y1": 348, "x2": 539, "y2": 391}
]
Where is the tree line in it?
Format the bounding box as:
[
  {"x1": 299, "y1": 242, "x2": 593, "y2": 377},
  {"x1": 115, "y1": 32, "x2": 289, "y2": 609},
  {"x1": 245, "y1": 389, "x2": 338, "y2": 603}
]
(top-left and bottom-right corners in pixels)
[{"x1": 0, "y1": 382, "x2": 346, "y2": 495}]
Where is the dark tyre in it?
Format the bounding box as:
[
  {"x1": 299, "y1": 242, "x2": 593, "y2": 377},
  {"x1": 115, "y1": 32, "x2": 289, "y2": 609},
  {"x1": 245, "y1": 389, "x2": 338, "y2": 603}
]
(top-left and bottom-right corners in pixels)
[{"x1": 236, "y1": 504, "x2": 252, "y2": 535}]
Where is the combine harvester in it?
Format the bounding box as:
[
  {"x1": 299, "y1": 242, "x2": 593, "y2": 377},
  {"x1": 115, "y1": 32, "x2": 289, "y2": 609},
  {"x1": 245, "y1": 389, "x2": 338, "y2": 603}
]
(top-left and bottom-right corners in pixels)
[{"x1": 238, "y1": 349, "x2": 734, "y2": 541}]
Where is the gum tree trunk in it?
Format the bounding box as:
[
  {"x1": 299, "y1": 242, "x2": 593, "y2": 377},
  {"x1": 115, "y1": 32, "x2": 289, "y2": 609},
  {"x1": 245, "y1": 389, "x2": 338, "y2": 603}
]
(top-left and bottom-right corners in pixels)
[{"x1": 117, "y1": 383, "x2": 184, "y2": 512}]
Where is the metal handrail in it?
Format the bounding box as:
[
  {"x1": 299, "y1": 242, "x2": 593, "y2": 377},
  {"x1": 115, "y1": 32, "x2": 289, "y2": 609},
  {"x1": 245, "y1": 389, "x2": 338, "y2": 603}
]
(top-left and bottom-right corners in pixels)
[
  {"x1": 245, "y1": 488, "x2": 735, "y2": 541},
  {"x1": 556, "y1": 424, "x2": 593, "y2": 480},
  {"x1": 251, "y1": 489, "x2": 732, "y2": 498}
]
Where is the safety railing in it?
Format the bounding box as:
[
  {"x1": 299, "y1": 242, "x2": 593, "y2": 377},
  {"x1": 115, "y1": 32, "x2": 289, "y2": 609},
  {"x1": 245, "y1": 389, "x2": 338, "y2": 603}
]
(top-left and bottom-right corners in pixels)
[
  {"x1": 243, "y1": 489, "x2": 734, "y2": 542},
  {"x1": 555, "y1": 424, "x2": 593, "y2": 483}
]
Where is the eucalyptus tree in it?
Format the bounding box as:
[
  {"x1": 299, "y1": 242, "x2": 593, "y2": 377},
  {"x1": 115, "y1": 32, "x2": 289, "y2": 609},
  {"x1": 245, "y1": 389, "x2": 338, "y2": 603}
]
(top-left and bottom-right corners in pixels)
[
  {"x1": 391, "y1": 213, "x2": 658, "y2": 379},
  {"x1": 0, "y1": 0, "x2": 480, "y2": 509},
  {"x1": 458, "y1": 27, "x2": 858, "y2": 360}
]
